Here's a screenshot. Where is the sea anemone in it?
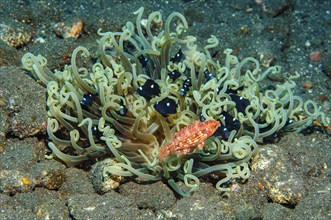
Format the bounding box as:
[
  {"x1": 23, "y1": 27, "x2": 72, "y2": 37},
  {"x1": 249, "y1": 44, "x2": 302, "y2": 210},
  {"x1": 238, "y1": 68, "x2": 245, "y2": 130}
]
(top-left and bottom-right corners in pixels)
[{"x1": 21, "y1": 7, "x2": 329, "y2": 196}]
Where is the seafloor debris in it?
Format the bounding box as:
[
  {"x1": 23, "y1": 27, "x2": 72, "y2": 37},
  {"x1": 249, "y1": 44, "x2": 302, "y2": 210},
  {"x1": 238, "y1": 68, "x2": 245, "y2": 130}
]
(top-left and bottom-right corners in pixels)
[
  {"x1": 0, "y1": 23, "x2": 31, "y2": 48},
  {"x1": 53, "y1": 20, "x2": 84, "y2": 39}
]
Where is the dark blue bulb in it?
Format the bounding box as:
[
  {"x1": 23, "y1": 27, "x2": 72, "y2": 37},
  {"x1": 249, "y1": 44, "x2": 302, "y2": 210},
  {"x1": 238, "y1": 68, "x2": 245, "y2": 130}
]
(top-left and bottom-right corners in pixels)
[
  {"x1": 80, "y1": 93, "x2": 94, "y2": 107},
  {"x1": 285, "y1": 119, "x2": 293, "y2": 126},
  {"x1": 138, "y1": 55, "x2": 148, "y2": 67},
  {"x1": 167, "y1": 70, "x2": 181, "y2": 80},
  {"x1": 199, "y1": 114, "x2": 206, "y2": 122},
  {"x1": 92, "y1": 126, "x2": 103, "y2": 140},
  {"x1": 183, "y1": 78, "x2": 192, "y2": 88},
  {"x1": 222, "y1": 112, "x2": 241, "y2": 132},
  {"x1": 179, "y1": 88, "x2": 186, "y2": 96},
  {"x1": 137, "y1": 79, "x2": 161, "y2": 101},
  {"x1": 118, "y1": 105, "x2": 128, "y2": 116},
  {"x1": 204, "y1": 69, "x2": 215, "y2": 81},
  {"x1": 220, "y1": 127, "x2": 231, "y2": 139},
  {"x1": 170, "y1": 49, "x2": 184, "y2": 63},
  {"x1": 179, "y1": 78, "x2": 192, "y2": 96},
  {"x1": 224, "y1": 85, "x2": 244, "y2": 95},
  {"x1": 154, "y1": 97, "x2": 177, "y2": 117},
  {"x1": 213, "y1": 112, "x2": 241, "y2": 140},
  {"x1": 230, "y1": 94, "x2": 250, "y2": 115}
]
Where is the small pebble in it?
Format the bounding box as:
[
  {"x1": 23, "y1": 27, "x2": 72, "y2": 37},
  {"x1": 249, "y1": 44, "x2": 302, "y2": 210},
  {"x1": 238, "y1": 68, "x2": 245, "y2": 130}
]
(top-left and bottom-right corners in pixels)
[
  {"x1": 302, "y1": 81, "x2": 313, "y2": 89},
  {"x1": 0, "y1": 170, "x2": 36, "y2": 195},
  {"x1": 309, "y1": 51, "x2": 322, "y2": 61}
]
